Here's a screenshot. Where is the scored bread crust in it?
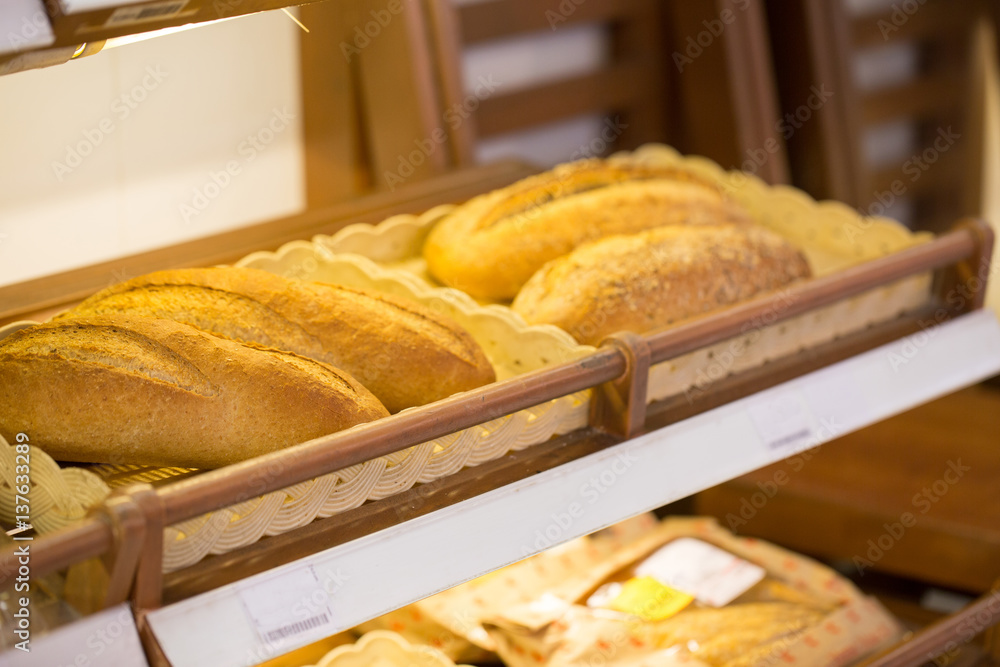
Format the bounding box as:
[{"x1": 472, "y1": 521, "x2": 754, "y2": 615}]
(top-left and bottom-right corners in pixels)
[
  {"x1": 61, "y1": 267, "x2": 496, "y2": 413},
  {"x1": 423, "y1": 159, "x2": 752, "y2": 300},
  {"x1": 0, "y1": 316, "x2": 389, "y2": 468},
  {"x1": 511, "y1": 225, "x2": 812, "y2": 346}
]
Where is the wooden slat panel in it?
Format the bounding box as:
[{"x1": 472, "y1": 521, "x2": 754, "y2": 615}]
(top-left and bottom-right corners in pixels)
[
  {"x1": 720, "y1": 0, "x2": 789, "y2": 185},
  {"x1": 608, "y1": 0, "x2": 668, "y2": 150},
  {"x1": 850, "y1": 0, "x2": 981, "y2": 49},
  {"x1": 664, "y1": 0, "x2": 787, "y2": 184},
  {"x1": 423, "y1": 0, "x2": 478, "y2": 165},
  {"x1": 868, "y1": 149, "x2": 964, "y2": 204},
  {"x1": 475, "y1": 62, "x2": 646, "y2": 138},
  {"x1": 458, "y1": 0, "x2": 649, "y2": 45},
  {"x1": 862, "y1": 76, "x2": 961, "y2": 126},
  {"x1": 357, "y1": 0, "x2": 450, "y2": 190},
  {"x1": 300, "y1": 1, "x2": 370, "y2": 207}
]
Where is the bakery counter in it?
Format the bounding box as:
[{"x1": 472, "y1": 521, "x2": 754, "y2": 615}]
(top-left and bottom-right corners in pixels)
[{"x1": 2, "y1": 216, "x2": 999, "y2": 666}]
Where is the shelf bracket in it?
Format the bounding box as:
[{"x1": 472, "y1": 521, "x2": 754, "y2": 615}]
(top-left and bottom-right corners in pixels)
[
  {"x1": 90, "y1": 492, "x2": 147, "y2": 610},
  {"x1": 938, "y1": 218, "x2": 995, "y2": 313},
  {"x1": 118, "y1": 483, "x2": 166, "y2": 612},
  {"x1": 590, "y1": 332, "x2": 650, "y2": 438}
]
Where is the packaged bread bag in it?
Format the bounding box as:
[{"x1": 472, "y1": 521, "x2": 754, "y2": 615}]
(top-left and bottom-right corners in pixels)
[
  {"x1": 481, "y1": 517, "x2": 902, "y2": 667},
  {"x1": 356, "y1": 514, "x2": 661, "y2": 662}
]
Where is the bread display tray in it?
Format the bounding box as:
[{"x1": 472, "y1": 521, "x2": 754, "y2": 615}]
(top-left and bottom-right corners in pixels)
[
  {"x1": 313, "y1": 143, "x2": 934, "y2": 404},
  {"x1": 0, "y1": 251, "x2": 593, "y2": 572},
  {"x1": 0, "y1": 144, "x2": 934, "y2": 574}
]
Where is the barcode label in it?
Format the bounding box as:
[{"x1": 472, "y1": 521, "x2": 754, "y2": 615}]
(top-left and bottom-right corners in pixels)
[
  {"x1": 104, "y1": 1, "x2": 187, "y2": 26},
  {"x1": 747, "y1": 390, "x2": 814, "y2": 451},
  {"x1": 767, "y1": 428, "x2": 811, "y2": 449},
  {"x1": 263, "y1": 613, "x2": 330, "y2": 643},
  {"x1": 238, "y1": 565, "x2": 336, "y2": 648}
]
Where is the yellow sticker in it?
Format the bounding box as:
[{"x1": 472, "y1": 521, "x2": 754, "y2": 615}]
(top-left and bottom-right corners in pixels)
[{"x1": 607, "y1": 576, "x2": 694, "y2": 621}]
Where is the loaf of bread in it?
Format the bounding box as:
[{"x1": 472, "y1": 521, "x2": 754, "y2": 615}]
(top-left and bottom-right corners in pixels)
[
  {"x1": 649, "y1": 602, "x2": 826, "y2": 665},
  {"x1": 511, "y1": 225, "x2": 811, "y2": 345},
  {"x1": 61, "y1": 267, "x2": 495, "y2": 413},
  {"x1": 423, "y1": 158, "x2": 751, "y2": 300},
  {"x1": 0, "y1": 316, "x2": 389, "y2": 468}
]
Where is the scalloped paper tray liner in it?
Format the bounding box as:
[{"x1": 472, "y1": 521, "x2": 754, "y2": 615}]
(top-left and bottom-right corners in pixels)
[
  {"x1": 299, "y1": 630, "x2": 471, "y2": 667},
  {"x1": 313, "y1": 144, "x2": 933, "y2": 405},
  {"x1": 0, "y1": 252, "x2": 592, "y2": 573}
]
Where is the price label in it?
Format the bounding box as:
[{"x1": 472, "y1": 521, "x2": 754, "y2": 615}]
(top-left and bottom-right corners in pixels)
[
  {"x1": 237, "y1": 565, "x2": 337, "y2": 649},
  {"x1": 747, "y1": 390, "x2": 814, "y2": 451},
  {"x1": 606, "y1": 576, "x2": 694, "y2": 621},
  {"x1": 634, "y1": 538, "x2": 766, "y2": 607}
]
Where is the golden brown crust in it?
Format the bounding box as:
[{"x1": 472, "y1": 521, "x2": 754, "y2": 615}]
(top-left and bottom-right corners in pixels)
[
  {"x1": 511, "y1": 225, "x2": 812, "y2": 345},
  {"x1": 0, "y1": 316, "x2": 389, "y2": 468},
  {"x1": 61, "y1": 267, "x2": 496, "y2": 413},
  {"x1": 423, "y1": 158, "x2": 751, "y2": 300}
]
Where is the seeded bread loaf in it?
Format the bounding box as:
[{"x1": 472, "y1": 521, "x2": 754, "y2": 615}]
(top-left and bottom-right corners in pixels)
[
  {"x1": 423, "y1": 158, "x2": 752, "y2": 300},
  {"x1": 511, "y1": 225, "x2": 811, "y2": 345},
  {"x1": 0, "y1": 316, "x2": 389, "y2": 468},
  {"x1": 61, "y1": 267, "x2": 496, "y2": 413}
]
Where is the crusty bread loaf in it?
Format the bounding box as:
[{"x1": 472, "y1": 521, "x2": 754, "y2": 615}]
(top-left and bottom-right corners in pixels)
[
  {"x1": 60, "y1": 267, "x2": 495, "y2": 413},
  {"x1": 0, "y1": 316, "x2": 389, "y2": 468},
  {"x1": 511, "y1": 225, "x2": 811, "y2": 345},
  {"x1": 423, "y1": 158, "x2": 751, "y2": 300}
]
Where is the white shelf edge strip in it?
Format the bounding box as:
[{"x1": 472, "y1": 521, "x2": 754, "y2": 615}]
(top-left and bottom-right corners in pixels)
[
  {"x1": 0, "y1": 603, "x2": 147, "y2": 666},
  {"x1": 147, "y1": 310, "x2": 1000, "y2": 667}
]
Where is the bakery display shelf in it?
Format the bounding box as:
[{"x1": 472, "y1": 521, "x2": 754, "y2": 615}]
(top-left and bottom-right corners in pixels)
[
  {"x1": 140, "y1": 309, "x2": 1000, "y2": 667},
  {"x1": 859, "y1": 589, "x2": 1000, "y2": 667},
  {"x1": 2, "y1": 218, "x2": 998, "y2": 666},
  {"x1": 1, "y1": 0, "x2": 327, "y2": 72},
  {"x1": 1, "y1": 603, "x2": 149, "y2": 667}
]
